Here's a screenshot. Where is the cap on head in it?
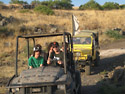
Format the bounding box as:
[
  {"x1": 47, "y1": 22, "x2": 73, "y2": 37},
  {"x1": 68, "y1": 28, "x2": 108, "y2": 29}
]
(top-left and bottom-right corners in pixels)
[{"x1": 52, "y1": 42, "x2": 59, "y2": 47}]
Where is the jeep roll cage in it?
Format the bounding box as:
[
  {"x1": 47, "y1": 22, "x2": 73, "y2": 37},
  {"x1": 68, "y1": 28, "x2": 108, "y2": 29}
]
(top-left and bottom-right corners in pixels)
[{"x1": 15, "y1": 32, "x2": 74, "y2": 77}]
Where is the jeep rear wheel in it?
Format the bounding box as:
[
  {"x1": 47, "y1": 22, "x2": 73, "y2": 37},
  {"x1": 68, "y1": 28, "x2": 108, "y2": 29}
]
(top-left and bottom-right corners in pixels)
[
  {"x1": 94, "y1": 52, "x2": 100, "y2": 67},
  {"x1": 85, "y1": 65, "x2": 91, "y2": 75},
  {"x1": 75, "y1": 71, "x2": 81, "y2": 94}
]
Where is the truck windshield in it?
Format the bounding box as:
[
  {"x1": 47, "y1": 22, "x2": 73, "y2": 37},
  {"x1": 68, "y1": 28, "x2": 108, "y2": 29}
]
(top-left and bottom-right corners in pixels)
[{"x1": 73, "y1": 37, "x2": 91, "y2": 44}]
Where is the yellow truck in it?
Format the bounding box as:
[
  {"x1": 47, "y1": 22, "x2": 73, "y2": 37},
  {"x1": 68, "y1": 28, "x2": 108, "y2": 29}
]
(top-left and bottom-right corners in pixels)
[{"x1": 73, "y1": 30, "x2": 100, "y2": 75}]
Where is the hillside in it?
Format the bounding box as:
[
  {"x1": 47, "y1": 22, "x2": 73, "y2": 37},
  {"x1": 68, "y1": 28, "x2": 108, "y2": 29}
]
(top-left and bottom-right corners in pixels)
[{"x1": 0, "y1": 9, "x2": 125, "y2": 93}]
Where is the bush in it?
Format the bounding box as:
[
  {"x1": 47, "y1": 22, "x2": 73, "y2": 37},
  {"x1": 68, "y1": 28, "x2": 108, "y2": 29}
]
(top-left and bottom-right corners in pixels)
[
  {"x1": 34, "y1": 5, "x2": 54, "y2": 15},
  {"x1": 0, "y1": 27, "x2": 8, "y2": 37},
  {"x1": 31, "y1": 0, "x2": 41, "y2": 6},
  {"x1": 41, "y1": 0, "x2": 73, "y2": 9},
  {"x1": 79, "y1": 0, "x2": 103, "y2": 10},
  {"x1": 98, "y1": 84, "x2": 125, "y2": 94},
  {"x1": 19, "y1": 9, "x2": 31, "y2": 13},
  {"x1": 102, "y1": 2, "x2": 120, "y2": 10},
  {"x1": 105, "y1": 30, "x2": 123, "y2": 39},
  {"x1": 0, "y1": 1, "x2": 4, "y2": 4},
  {"x1": 10, "y1": 0, "x2": 28, "y2": 4},
  {"x1": 120, "y1": 4, "x2": 125, "y2": 9}
]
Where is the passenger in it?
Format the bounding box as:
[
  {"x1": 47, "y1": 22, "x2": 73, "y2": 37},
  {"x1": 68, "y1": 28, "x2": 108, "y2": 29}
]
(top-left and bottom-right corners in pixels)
[
  {"x1": 47, "y1": 42, "x2": 55, "y2": 59},
  {"x1": 47, "y1": 42, "x2": 63, "y2": 66},
  {"x1": 28, "y1": 44, "x2": 44, "y2": 69}
]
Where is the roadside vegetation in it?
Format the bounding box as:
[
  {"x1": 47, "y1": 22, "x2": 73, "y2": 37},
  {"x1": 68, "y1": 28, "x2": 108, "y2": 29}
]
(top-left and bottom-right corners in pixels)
[
  {"x1": 98, "y1": 84, "x2": 125, "y2": 94},
  {"x1": 34, "y1": 5, "x2": 54, "y2": 15},
  {"x1": 105, "y1": 30, "x2": 124, "y2": 39}
]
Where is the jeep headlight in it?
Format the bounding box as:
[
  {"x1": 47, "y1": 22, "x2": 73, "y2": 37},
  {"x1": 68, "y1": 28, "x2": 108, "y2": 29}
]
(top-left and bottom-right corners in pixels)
[
  {"x1": 11, "y1": 88, "x2": 19, "y2": 93},
  {"x1": 76, "y1": 52, "x2": 81, "y2": 57},
  {"x1": 57, "y1": 85, "x2": 65, "y2": 90}
]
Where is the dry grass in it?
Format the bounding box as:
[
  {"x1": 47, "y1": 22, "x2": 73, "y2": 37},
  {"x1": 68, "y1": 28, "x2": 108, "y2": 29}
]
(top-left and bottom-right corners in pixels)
[{"x1": 0, "y1": 9, "x2": 125, "y2": 93}]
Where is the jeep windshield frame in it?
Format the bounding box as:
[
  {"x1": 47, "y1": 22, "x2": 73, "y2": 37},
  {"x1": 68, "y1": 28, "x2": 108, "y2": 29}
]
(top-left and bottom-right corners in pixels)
[
  {"x1": 15, "y1": 32, "x2": 73, "y2": 77},
  {"x1": 73, "y1": 37, "x2": 92, "y2": 45}
]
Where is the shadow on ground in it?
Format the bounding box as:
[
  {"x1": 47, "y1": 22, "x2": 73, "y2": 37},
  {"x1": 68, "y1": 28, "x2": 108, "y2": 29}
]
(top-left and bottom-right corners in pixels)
[{"x1": 91, "y1": 54, "x2": 125, "y2": 75}]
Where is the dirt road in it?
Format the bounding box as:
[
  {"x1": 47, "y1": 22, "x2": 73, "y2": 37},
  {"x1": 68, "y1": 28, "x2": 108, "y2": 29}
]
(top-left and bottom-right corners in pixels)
[{"x1": 81, "y1": 39, "x2": 125, "y2": 94}]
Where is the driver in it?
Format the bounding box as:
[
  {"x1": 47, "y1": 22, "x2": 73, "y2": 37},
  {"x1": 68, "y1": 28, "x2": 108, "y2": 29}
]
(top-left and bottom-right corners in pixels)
[
  {"x1": 83, "y1": 37, "x2": 91, "y2": 44},
  {"x1": 47, "y1": 42, "x2": 63, "y2": 66}
]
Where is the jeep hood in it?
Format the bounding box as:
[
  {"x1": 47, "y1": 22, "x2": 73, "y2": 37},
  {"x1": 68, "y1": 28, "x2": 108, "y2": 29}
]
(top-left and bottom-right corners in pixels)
[
  {"x1": 10, "y1": 66, "x2": 68, "y2": 86},
  {"x1": 73, "y1": 45, "x2": 92, "y2": 55}
]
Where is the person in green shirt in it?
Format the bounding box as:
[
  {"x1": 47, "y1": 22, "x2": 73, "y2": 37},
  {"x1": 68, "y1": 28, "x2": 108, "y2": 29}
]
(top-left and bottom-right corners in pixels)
[{"x1": 28, "y1": 44, "x2": 44, "y2": 69}]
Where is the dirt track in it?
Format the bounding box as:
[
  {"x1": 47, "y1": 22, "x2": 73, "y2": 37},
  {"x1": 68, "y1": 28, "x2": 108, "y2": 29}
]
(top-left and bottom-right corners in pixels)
[
  {"x1": 0, "y1": 39, "x2": 125, "y2": 94},
  {"x1": 81, "y1": 39, "x2": 125, "y2": 94}
]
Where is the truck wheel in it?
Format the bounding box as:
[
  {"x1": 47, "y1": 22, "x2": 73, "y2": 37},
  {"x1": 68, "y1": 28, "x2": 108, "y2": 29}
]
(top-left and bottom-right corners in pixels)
[
  {"x1": 94, "y1": 52, "x2": 100, "y2": 67},
  {"x1": 75, "y1": 71, "x2": 81, "y2": 94},
  {"x1": 85, "y1": 65, "x2": 91, "y2": 75}
]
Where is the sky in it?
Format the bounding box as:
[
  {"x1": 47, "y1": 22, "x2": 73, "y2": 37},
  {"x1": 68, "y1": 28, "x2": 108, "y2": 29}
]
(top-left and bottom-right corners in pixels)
[{"x1": 0, "y1": 0, "x2": 125, "y2": 6}]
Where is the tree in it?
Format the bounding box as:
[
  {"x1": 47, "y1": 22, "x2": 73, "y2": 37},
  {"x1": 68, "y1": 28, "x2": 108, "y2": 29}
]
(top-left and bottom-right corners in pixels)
[
  {"x1": 9, "y1": 0, "x2": 28, "y2": 4},
  {"x1": 41, "y1": 0, "x2": 73, "y2": 9},
  {"x1": 0, "y1": 1, "x2": 4, "y2": 4},
  {"x1": 34, "y1": 5, "x2": 54, "y2": 15},
  {"x1": 79, "y1": 0, "x2": 102, "y2": 10},
  {"x1": 31, "y1": 0, "x2": 41, "y2": 5},
  {"x1": 10, "y1": 0, "x2": 18, "y2": 4},
  {"x1": 102, "y1": 2, "x2": 120, "y2": 10}
]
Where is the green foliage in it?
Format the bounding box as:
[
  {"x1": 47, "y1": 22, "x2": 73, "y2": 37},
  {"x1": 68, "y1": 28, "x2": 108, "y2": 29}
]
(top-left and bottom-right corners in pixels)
[
  {"x1": 10, "y1": 0, "x2": 28, "y2": 4},
  {"x1": 0, "y1": 1, "x2": 4, "y2": 4},
  {"x1": 34, "y1": 5, "x2": 54, "y2": 15},
  {"x1": 105, "y1": 30, "x2": 123, "y2": 39},
  {"x1": 31, "y1": 0, "x2": 41, "y2": 5},
  {"x1": 0, "y1": 27, "x2": 8, "y2": 34},
  {"x1": 19, "y1": 9, "x2": 31, "y2": 13},
  {"x1": 41, "y1": 0, "x2": 73, "y2": 9},
  {"x1": 119, "y1": 4, "x2": 125, "y2": 9},
  {"x1": 79, "y1": 0, "x2": 103, "y2": 10},
  {"x1": 102, "y1": 2, "x2": 120, "y2": 10},
  {"x1": 98, "y1": 84, "x2": 125, "y2": 94}
]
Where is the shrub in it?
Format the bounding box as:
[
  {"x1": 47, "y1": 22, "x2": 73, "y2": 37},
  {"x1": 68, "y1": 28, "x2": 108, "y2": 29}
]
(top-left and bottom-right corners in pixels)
[
  {"x1": 31, "y1": 0, "x2": 41, "y2": 6},
  {"x1": 105, "y1": 30, "x2": 123, "y2": 39},
  {"x1": 102, "y1": 2, "x2": 120, "y2": 10},
  {"x1": 98, "y1": 84, "x2": 125, "y2": 94},
  {"x1": 41, "y1": 0, "x2": 73, "y2": 9},
  {"x1": 0, "y1": 1, "x2": 4, "y2": 4},
  {"x1": 79, "y1": 0, "x2": 103, "y2": 10},
  {"x1": 34, "y1": 5, "x2": 54, "y2": 15},
  {"x1": 10, "y1": 0, "x2": 28, "y2": 4},
  {"x1": 19, "y1": 9, "x2": 31, "y2": 13},
  {"x1": 0, "y1": 27, "x2": 8, "y2": 34},
  {"x1": 119, "y1": 4, "x2": 125, "y2": 9}
]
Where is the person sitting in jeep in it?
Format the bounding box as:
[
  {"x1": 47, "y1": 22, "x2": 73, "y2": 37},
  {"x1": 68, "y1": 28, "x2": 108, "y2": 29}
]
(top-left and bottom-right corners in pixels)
[
  {"x1": 47, "y1": 42, "x2": 64, "y2": 66},
  {"x1": 83, "y1": 37, "x2": 91, "y2": 44},
  {"x1": 28, "y1": 44, "x2": 44, "y2": 69}
]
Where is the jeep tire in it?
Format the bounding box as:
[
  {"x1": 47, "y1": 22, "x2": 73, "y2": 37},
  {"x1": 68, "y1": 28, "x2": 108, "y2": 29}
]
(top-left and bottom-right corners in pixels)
[
  {"x1": 94, "y1": 52, "x2": 100, "y2": 67},
  {"x1": 75, "y1": 71, "x2": 81, "y2": 94},
  {"x1": 85, "y1": 65, "x2": 91, "y2": 75}
]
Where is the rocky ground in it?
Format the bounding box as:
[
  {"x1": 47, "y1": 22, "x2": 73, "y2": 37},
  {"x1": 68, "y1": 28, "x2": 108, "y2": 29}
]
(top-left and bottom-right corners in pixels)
[{"x1": 81, "y1": 39, "x2": 125, "y2": 94}]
